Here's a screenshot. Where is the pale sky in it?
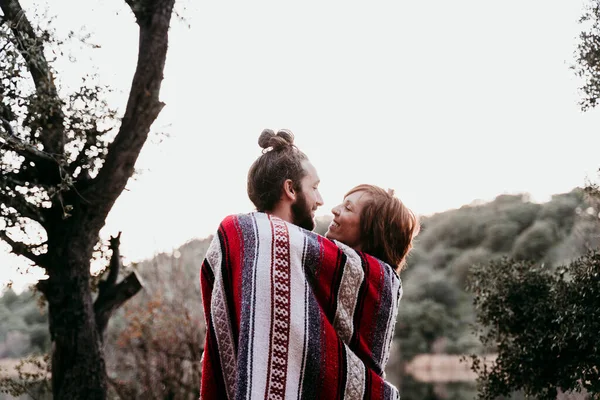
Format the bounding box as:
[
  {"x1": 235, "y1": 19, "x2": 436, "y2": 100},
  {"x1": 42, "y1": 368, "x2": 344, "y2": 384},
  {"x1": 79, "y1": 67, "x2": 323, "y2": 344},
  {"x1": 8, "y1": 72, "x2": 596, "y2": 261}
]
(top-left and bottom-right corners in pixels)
[{"x1": 2, "y1": 0, "x2": 600, "y2": 291}]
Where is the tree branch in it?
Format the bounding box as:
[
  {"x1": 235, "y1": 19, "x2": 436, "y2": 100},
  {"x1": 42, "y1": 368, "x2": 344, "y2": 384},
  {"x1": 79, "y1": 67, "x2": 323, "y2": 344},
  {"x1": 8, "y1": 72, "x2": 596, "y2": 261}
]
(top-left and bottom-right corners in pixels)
[
  {"x1": 0, "y1": 190, "x2": 44, "y2": 223},
  {"x1": 106, "y1": 231, "x2": 122, "y2": 287},
  {"x1": 94, "y1": 270, "x2": 144, "y2": 339},
  {"x1": 1, "y1": 171, "x2": 28, "y2": 189},
  {"x1": 93, "y1": 231, "x2": 142, "y2": 339},
  {"x1": 0, "y1": 229, "x2": 45, "y2": 266},
  {"x1": 0, "y1": 117, "x2": 58, "y2": 165},
  {"x1": 81, "y1": 0, "x2": 175, "y2": 231},
  {"x1": 0, "y1": 169, "x2": 45, "y2": 190},
  {"x1": 0, "y1": 0, "x2": 65, "y2": 154}
]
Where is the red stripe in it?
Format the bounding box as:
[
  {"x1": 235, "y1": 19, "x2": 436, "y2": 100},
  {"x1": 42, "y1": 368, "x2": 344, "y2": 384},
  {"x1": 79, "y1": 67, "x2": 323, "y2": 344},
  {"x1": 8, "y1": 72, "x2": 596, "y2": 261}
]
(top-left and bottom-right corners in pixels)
[
  {"x1": 264, "y1": 217, "x2": 292, "y2": 400},
  {"x1": 366, "y1": 367, "x2": 384, "y2": 399},
  {"x1": 317, "y1": 312, "x2": 344, "y2": 400},
  {"x1": 200, "y1": 258, "x2": 226, "y2": 399},
  {"x1": 229, "y1": 216, "x2": 244, "y2": 334},
  {"x1": 353, "y1": 253, "x2": 384, "y2": 368},
  {"x1": 264, "y1": 218, "x2": 277, "y2": 399},
  {"x1": 316, "y1": 236, "x2": 344, "y2": 321}
]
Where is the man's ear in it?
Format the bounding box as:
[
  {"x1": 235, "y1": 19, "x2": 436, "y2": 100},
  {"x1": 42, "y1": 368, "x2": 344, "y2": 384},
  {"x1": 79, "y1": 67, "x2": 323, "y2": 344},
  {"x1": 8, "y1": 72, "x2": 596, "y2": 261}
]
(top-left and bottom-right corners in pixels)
[{"x1": 283, "y1": 179, "x2": 296, "y2": 201}]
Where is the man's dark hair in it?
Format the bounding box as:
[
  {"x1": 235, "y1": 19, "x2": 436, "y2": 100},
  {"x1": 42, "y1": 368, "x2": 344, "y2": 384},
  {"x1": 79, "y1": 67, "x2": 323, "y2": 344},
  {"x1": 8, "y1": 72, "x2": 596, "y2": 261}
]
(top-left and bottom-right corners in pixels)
[{"x1": 247, "y1": 129, "x2": 308, "y2": 212}]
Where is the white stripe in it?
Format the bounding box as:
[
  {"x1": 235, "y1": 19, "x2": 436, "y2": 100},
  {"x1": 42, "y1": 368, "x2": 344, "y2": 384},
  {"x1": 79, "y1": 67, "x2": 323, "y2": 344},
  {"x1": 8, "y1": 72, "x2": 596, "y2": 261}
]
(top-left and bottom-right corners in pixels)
[
  {"x1": 333, "y1": 241, "x2": 365, "y2": 344},
  {"x1": 381, "y1": 274, "x2": 402, "y2": 374},
  {"x1": 296, "y1": 271, "x2": 310, "y2": 400},
  {"x1": 204, "y1": 234, "x2": 220, "y2": 275},
  {"x1": 344, "y1": 346, "x2": 366, "y2": 400},
  {"x1": 249, "y1": 213, "x2": 274, "y2": 399},
  {"x1": 284, "y1": 224, "x2": 309, "y2": 398},
  {"x1": 207, "y1": 236, "x2": 237, "y2": 399},
  {"x1": 244, "y1": 214, "x2": 261, "y2": 400}
]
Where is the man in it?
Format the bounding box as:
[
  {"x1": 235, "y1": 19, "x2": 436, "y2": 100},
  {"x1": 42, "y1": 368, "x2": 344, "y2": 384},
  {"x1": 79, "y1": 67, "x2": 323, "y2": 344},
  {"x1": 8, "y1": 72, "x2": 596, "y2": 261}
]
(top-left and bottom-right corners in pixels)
[
  {"x1": 246, "y1": 128, "x2": 323, "y2": 231},
  {"x1": 199, "y1": 129, "x2": 400, "y2": 400}
]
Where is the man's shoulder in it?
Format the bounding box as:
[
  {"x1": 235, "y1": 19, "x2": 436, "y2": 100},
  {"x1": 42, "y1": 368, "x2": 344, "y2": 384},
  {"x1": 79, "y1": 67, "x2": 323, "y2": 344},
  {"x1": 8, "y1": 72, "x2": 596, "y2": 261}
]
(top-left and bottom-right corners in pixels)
[{"x1": 217, "y1": 212, "x2": 267, "y2": 229}]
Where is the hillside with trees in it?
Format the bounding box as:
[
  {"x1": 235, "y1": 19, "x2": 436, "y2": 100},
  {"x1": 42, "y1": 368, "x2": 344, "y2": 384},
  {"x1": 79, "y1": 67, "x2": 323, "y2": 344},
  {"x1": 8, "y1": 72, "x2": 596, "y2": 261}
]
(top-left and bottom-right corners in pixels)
[{"x1": 2, "y1": 187, "x2": 598, "y2": 398}]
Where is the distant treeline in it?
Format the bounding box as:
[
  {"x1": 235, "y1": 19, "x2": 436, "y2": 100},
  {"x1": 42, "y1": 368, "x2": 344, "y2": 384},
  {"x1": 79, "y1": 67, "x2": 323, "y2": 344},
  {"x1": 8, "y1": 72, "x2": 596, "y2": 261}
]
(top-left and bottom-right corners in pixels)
[{"x1": 1, "y1": 188, "x2": 599, "y2": 398}]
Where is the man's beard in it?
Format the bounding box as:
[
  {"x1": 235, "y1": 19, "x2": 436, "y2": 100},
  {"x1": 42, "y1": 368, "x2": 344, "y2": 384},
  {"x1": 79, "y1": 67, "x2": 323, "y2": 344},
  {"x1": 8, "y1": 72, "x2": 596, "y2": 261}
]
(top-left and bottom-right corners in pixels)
[{"x1": 291, "y1": 190, "x2": 315, "y2": 231}]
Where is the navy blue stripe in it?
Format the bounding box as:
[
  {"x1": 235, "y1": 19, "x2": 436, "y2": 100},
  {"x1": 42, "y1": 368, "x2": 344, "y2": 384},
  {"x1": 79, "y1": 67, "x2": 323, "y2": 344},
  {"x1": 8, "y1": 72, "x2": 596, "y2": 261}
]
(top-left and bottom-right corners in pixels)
[
  {"x1": 297, "y1": 236, "x2": 309, "y2": 400},
  {"x1": 302, "y1": 231, "x2": 321, "y2": 280},
  {"x1": 329, "y1": 250, "x2": 346, "y2": 322},
  {"x1": 201, "y1": 259, "x2": 215, "y2": 287},
  {"x1": 362, "y1": 363, "x2": 373, "y2": 400},
  {"x1": 300, "y1": 272, "x2": 322, "y2": 399},
  {"x1": 336, "y1": 340, "x2": 347, "y2": 400},
  {"x1": 234, "y1": 214, "x2": 259, "y2": 399},
  {"x1": 371, "y1": 259, "x2": 393, "y2": 372}
]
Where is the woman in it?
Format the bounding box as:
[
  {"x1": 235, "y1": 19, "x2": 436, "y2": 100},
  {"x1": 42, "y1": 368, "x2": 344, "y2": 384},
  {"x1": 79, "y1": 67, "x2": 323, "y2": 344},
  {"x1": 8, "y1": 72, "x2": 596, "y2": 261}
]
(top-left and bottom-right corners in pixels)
[
  {"x1": 320, "y1": 184, "x2": 420, "y2": 377},
  {"x1": 326, "y1": 184, "x2": 420, "y2": 273}
]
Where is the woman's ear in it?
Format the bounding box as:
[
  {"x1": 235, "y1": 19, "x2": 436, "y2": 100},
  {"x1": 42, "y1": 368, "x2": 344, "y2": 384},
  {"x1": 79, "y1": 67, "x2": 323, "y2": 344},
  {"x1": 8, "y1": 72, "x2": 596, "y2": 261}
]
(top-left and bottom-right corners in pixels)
[{"x1": 283, "y1": 179, "x2": 296, "y2": 201}]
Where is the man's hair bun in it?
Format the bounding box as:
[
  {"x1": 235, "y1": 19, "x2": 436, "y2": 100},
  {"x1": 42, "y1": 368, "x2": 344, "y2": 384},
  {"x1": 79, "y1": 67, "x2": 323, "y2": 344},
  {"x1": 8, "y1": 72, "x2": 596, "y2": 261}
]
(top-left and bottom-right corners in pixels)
[{"x1": 258, "y1": 129, "x2": 295, "y2": 151}]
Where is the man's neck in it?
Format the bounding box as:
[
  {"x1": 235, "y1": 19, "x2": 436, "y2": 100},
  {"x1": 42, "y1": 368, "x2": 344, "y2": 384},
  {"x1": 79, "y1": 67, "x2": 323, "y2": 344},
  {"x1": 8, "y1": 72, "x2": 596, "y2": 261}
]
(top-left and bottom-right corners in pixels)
[{"x1": 267, "y1": 203, "x2": 293, "y2": 224}]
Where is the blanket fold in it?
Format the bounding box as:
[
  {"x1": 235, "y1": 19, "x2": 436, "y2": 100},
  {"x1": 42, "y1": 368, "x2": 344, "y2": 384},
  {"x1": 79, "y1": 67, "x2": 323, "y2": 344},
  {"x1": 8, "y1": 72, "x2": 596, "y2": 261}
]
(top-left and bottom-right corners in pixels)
[{"x1": 200, "y1": 212, "x2": 402, "y2": 400}]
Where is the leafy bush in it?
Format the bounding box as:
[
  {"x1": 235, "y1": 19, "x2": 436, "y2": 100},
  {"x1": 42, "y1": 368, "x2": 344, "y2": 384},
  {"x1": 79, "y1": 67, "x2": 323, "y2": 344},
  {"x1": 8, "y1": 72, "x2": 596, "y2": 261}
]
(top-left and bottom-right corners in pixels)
[{"x1": 467, "y1": 252, "x2": 600, "y2": 399}]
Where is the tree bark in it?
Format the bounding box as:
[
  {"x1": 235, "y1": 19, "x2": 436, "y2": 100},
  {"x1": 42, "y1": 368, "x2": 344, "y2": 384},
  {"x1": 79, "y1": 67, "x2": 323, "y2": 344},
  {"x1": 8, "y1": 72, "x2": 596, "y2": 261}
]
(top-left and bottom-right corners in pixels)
[{"x1": 43, "y1": 245, "x2": 108, "y2": 400}]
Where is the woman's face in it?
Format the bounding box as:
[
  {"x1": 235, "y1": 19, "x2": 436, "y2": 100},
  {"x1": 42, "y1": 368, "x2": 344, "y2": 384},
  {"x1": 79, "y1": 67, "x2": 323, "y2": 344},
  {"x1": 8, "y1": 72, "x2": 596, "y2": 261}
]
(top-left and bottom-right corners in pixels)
[{"x1": 325, "y1": 190, "x2": 370, "y2": 250}]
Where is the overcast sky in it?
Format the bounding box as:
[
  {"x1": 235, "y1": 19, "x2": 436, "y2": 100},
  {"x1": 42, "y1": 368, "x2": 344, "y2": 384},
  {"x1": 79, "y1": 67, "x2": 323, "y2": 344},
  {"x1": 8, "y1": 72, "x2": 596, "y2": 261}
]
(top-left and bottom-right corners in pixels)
[{"x1": 2, "y1": 0, "x2": 600, "y2": 291}]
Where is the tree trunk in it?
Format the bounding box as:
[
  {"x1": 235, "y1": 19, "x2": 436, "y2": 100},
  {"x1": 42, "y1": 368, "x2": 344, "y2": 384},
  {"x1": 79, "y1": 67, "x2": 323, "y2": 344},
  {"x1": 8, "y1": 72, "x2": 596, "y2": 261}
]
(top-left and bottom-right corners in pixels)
[{"x1": 43, "y1": 243, "x2": 108, "y2": 399}]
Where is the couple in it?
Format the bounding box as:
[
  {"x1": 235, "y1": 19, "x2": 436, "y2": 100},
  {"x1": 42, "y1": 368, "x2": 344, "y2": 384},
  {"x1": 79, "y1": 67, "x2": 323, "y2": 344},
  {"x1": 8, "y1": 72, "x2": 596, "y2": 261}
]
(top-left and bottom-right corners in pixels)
[{"x1": 199, "y1": 129, "x2": 420, "y2": 400}]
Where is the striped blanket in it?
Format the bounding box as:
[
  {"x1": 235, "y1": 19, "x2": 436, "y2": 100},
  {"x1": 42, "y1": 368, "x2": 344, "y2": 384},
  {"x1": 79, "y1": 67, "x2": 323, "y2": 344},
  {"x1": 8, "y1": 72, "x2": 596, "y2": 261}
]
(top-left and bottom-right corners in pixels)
[{"x1": 200, "y1": 212, "x2": 402, "y2": 399}]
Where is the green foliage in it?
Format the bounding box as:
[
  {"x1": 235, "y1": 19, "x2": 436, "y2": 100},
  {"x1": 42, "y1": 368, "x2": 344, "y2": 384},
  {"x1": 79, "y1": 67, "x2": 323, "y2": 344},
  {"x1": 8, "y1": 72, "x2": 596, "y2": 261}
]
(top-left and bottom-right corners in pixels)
[
  {"x1": 482, "y1": 221, "x2": 521, "y2": 252},
  {"x1": 418, "y1": 210, "x2": 486, "y2": 251},
  {"x1": 502, "y1": 202, "x2": 541, "y2": 232},
  {"x1": 550, "y1": 217, "x2": 600, "y2": 265},
  {"x1": 467, "y1": 252, "x2": 600, "y2": 399},
  {"x1": 428, "y1": 246, "x2": 462, "y2": 270},
  {"x1": 539, "y1": 192, "x2": 581, "y2": 230},
  {"x1": 0, "y1": 354, "x2": 51, "y2": 399},
  {"x1": 403, "y1": 267, "x2": 464, "y2": 309},
  {"x1": 396, "y1": 299, "x2": 458, "y2": 361},
  {"x1": 398, "y1": 266, "x2": 479, "y2": 360},
  {"x1": 574, "y1": 0, "x2": 600, "y2": 111},
  {"x1": 103, "y1": 238, "x2": 208, "y2": 399},
  {"x1": 27, "y1": 325, "x2": 50, "y2": 354},
  {"x1": 511, "y1": 220, "x2": 558, "y2": 261},
  {"x1": 0, "y1": 290, "x2": 19, "y2": 310},
  {"x1": 404, "y1": 245, "x2": 426, "y2": 269},
  {"x1": 0, "y1": 289, "x2": 48, "y2": 357},
  {"x1": 395, "y1": 188, "x2": 598, "y2": 366},
  {"x1": 447, "y1": 247, "x2": 493, "y2": 288}
]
